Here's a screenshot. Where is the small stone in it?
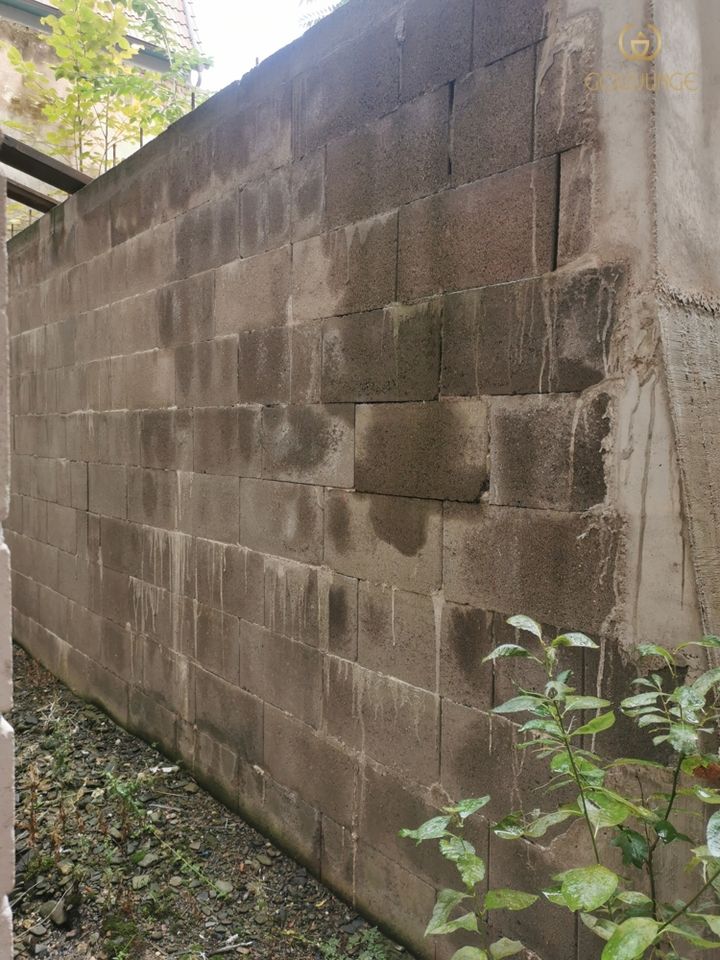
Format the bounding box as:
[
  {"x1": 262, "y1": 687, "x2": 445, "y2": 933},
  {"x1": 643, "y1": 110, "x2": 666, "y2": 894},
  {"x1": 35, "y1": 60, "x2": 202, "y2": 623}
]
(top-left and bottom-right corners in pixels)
[
  {"x1": 28, "y1": 925, "x2": 47, "y2": 938},
  {"x1": 215, "y1": 880, "x2": 233, "y2": 895},
  {"x1": 169, "y1": 876, "x2": 183, "y2": 888}
]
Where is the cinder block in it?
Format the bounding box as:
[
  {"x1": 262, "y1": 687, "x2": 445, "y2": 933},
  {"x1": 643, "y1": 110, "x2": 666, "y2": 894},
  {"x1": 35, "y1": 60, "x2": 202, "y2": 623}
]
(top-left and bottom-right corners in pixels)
[
  {"x1": 291, "y1": 150, "x2": 325, "y2": 241},
  {"x1": 88, "y1": 463, "x2": 127, "y2": 519},
  {"x1": 195, "y1": 540, "x2": 265, "y2": 623},
  {"x1": 237, "y1": 762, "x2": 322, "y2": 874},
  {"x1": 46, "y1": 503, "x2": 78, "y2": 554},
  {"x1": 32, "y1": 457, "x2": 57, "y2": 502},
  {"x1": 128, "y1": 689, "x2": 178, "y2": 757},
  {"x1": 239, "y1": 168, "x2": 291, "y2": 257},
  {"x1": 127, "y1": 467, "x2": 177, "y2": 529},
  {"x1": 174, "y1": 194, "x2": 238, "y2": 279},
  {"x1": 175, "y1": 336, "x2": 238, "y2": 407},
  {"x1": 56, "y1": 460, "x2": 88, "y2": 510},
  {"x1": 439, "y1": 603, "x2": 494, "y2": 710},
  {"x1": 473, "y1": 0, "x2": 547, "y2": 66},
  {"x1": 140, "y1": 635, "x2": 194, "y2": 720},
  {"x1": 262, "y1": 404, "x2": 354, "y2": 486},
  {"x1": 238, "y1": 325, "x2": 321, "y2": 404},
  {"x1": 295, "y1": 19, "x2": 400, "y2": 156},
  {"x1": 324, "y1": 658, "x2": 439, "y2": 784},
  {"x1": 440, "y1": 697, "x2": 491, "y2": 801},
  {"x1": 263, "y1": 703, "x2": 356, "y2": 825},
  {"x1": 354, "y1": 843, "x2": 436, "y2": 960},
  {"x1": 157, "y1": 271, "x2": 215, "y2": 348},
  {"x1": 92, "y1": 411, "x2": 140, "y2": 466},
  {"x1": 215, "y1": 247, "x2": 291, "y2": 334},
  {"x1": 84, "y1": 359, "x2": 112, "y2": 412},
  {"x1": 193, "y1": 406, "x2": 262, "y2": 477},
  {"x1": 488, "y1": 828, "x2": 579, "y2": 958},
  {"x1": 110, "y1": 290, "x2": 159, "y2": 356},
  {"x1": 444, "y1": 503, "x2": 620, "y2": 631},
  {"x1": 325, "y1": 490, "x2": 442, "y2": 593},
  {"x1": 557, "y1": 144, "x2": 594, "y2": 266},
  {"x1": 139, "y1": 527, "x2": 196, "y2": 598},
  {"x1": 100, "y1": 517, "x2": 143, "y2": 578},
  {"x1": 400, "y1": 0, "x2": 473, "y2": 100},
  {"x1": 194, "y1": 602, "x2": 241, "y2": 685},
  {"x1": 125, "y1": 349, "x2": 176, "y2": 410},
  {"x1": 101, "y1": 567, "x2": 132, "y2": 627},
  {"x1": 322, "y1": 571, "x2": 358, "y2": 660},
  {"x1": 489, "y1": 392, "x2": 610, "y2": 510},
  {"x1": 240, "y1": 478, "x2": 323, "y2": 563},
  {"x1": 535, "y1": 18, "x2": 597, "y2": 156},
  {"x1": 239, "y1": 621, "x2": 322, "y2": 727},
  {"x1": 264, "y1": 557, "x2": 321, "y2": 645},
  {"x1": 55, "y1": 364, "x2": 86, "y2": 414},
  {"x1": 292, "y1": 213, "x2": 398, "y2": 324},
  {"x1": 194, "y1": 665, "x2": 263, "y2": 762},
  {"x1": 355, "y1": 400, "x2": 488, "y2": 500},
  {"x1": 358, "y1": 581, "x2": 438, "y2": 690},
  {"x1": 398, "y1": 157, "x2": 558, "y2": 300},
  {"x1": 122, "y1": 220, "x2": 176, "y2": 298},
  {"x1": 441, "y1": 265, "x2": 625, "y2": 396},
  {"x1": 358, "y1": 763, "x2": 454, "y2": 890},
  {"x1": 100, "y1": 617, "x2": 134, "y2": 681},
  {"x1": 452, "y1": 46, "x2": 535, "y2": 185},
  {"x1": 211, "y1": 84, "x2": 292, "y2": 188},
  {"x1": 140, "y1": 409, "x2": 193, "y2": 471},
  {"x1": 326, "y1": 86, "x2": 449, "y2": 227},
  {"x1": 178, "y1": 472, "x2": 239, "y2": 544}
]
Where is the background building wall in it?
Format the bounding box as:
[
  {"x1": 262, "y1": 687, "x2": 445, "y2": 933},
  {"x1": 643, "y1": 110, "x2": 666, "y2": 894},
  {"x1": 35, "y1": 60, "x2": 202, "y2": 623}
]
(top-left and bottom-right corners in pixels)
[{"x1": 4, "y1": 1, "x2": 711, "y2": 956}]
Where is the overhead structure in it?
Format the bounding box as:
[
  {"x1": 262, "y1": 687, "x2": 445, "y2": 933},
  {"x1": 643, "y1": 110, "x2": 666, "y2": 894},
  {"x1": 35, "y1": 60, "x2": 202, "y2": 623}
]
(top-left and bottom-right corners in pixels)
[{"x1": 0, "y1": 133, "x2": 90, "y2": 212}]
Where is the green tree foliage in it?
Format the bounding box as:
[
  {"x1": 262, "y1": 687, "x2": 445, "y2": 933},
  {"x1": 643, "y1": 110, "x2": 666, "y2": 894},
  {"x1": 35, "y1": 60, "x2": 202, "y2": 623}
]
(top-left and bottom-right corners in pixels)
[
  {"x1": 402, "y1": 617, "x2": 720, "y2": 960},
  {"x1": 5, "y1": 0, "x2": 211, "y2": 174}
]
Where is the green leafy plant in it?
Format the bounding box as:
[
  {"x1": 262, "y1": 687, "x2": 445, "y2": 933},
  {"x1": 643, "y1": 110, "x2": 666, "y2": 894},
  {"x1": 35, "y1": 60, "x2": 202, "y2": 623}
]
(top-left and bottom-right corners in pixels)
[
  {"x1": 5, "y1": 0, "x2": 211, "y2": 174},
  {"x1": 401, "y1": 615, "x2": 720, "y2": 960}
]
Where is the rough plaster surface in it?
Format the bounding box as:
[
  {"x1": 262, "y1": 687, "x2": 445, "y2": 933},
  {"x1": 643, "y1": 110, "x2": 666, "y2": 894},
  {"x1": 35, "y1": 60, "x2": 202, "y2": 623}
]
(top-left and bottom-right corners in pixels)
[{"x1": 4, "y1": 0, "x2": 716, "y2": 956}]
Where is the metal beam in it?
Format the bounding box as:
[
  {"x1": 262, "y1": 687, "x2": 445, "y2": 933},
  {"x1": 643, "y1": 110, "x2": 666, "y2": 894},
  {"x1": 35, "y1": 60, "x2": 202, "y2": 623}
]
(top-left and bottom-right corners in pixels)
[
  {"x1": 0, "y1": 135, "x2": 91, "y2": 194},
  {"x1": 6, "y1": 177, "x2": 57, "y2": 213}
]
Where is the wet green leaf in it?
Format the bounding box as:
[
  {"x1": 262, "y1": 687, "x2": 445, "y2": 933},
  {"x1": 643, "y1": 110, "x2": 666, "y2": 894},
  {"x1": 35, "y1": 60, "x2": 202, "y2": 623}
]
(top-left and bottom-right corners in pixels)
[
  {"x1": 552, "y1": 632, "x2": 598, "y2": 649},
  {"x1": 484, "y1": 889, "x2": 538, "y2": 912},
  {"x1": 482, "y1": 645, "x2": 531, "y2": 663},
  {"x1": 559, "y1": 865, "x2": 618, "y2": 912},
  {"x1": 573, "y1": 712, "x2": 616, "y2": 737},
  {"x1": 707, "y1": 810, "x2": 720, "y2": 857},
  {"x1": 506, "y1": 615, "x2": 543, "y2": 641},
  {"x1": 425, "y1": 889, "x2": 477, "y2": 937},
  {"x1": 399, "y1": 816, "x2": 451, "y2": 843},
  {"x1": 601, "y1": 918, "x2": 659, "y2": 960},
  {"x1": 489, "y1": 938, "x2": 523, "y2": 959}
]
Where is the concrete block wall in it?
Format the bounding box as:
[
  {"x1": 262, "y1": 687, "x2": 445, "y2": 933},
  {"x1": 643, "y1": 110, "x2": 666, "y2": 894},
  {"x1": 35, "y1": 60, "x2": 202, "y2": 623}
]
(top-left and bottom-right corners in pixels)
[
  {"x1": 6, "y1": 1, "x2": 707, "y2": 956},
  {"x1": 0, "y1": 180, "x2": 14, "y2": 953}
]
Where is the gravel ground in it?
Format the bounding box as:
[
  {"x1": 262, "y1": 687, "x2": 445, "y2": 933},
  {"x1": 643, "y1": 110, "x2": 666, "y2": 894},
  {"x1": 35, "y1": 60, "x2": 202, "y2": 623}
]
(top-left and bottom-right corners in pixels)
[{"x1": 10, "y1": 645, "x2": 405, "y2": 960}]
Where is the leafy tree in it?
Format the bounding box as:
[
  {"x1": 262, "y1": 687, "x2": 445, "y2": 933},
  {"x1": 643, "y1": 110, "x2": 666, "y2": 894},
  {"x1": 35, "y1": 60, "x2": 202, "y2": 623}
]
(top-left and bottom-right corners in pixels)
[
  {"x1": 403, "y1": 617, "x2": 720, "y2": 960},
  {"x1": 4, "y1": 0, "x2": 211, "y2": 175}
]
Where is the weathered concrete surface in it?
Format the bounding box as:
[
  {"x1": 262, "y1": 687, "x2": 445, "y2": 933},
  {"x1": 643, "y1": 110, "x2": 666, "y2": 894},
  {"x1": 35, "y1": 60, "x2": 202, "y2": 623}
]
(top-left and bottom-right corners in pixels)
[
  {"x1": 0, "y1": 180, "x2": 13, "y2": 954},
  {"x1": 5, "y1": 0, "x2": 718, "y2": 957}
]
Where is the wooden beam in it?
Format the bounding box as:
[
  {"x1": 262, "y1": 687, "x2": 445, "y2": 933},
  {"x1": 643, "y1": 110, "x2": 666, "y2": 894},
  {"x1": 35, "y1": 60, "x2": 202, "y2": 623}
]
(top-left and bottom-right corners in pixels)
[
  {"x1": 6, "y1": 178, "x2": 58, "y2": 213},
  {"x1": 0, "y1": 135, "x2": 91, "y2": 194}
]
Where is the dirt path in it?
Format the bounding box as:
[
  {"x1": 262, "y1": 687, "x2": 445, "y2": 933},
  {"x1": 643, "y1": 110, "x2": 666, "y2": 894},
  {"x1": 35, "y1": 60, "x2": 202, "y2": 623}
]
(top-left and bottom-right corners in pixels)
[{"x1": 10, "y1": 646, "x2": 403, "y2": 960}]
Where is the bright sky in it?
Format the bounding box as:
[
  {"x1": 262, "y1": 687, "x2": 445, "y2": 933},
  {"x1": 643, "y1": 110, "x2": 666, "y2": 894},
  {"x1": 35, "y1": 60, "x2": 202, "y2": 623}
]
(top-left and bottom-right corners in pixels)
[{"x1": 193, "y1": 0, "x2": 311, "y2": 94}]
